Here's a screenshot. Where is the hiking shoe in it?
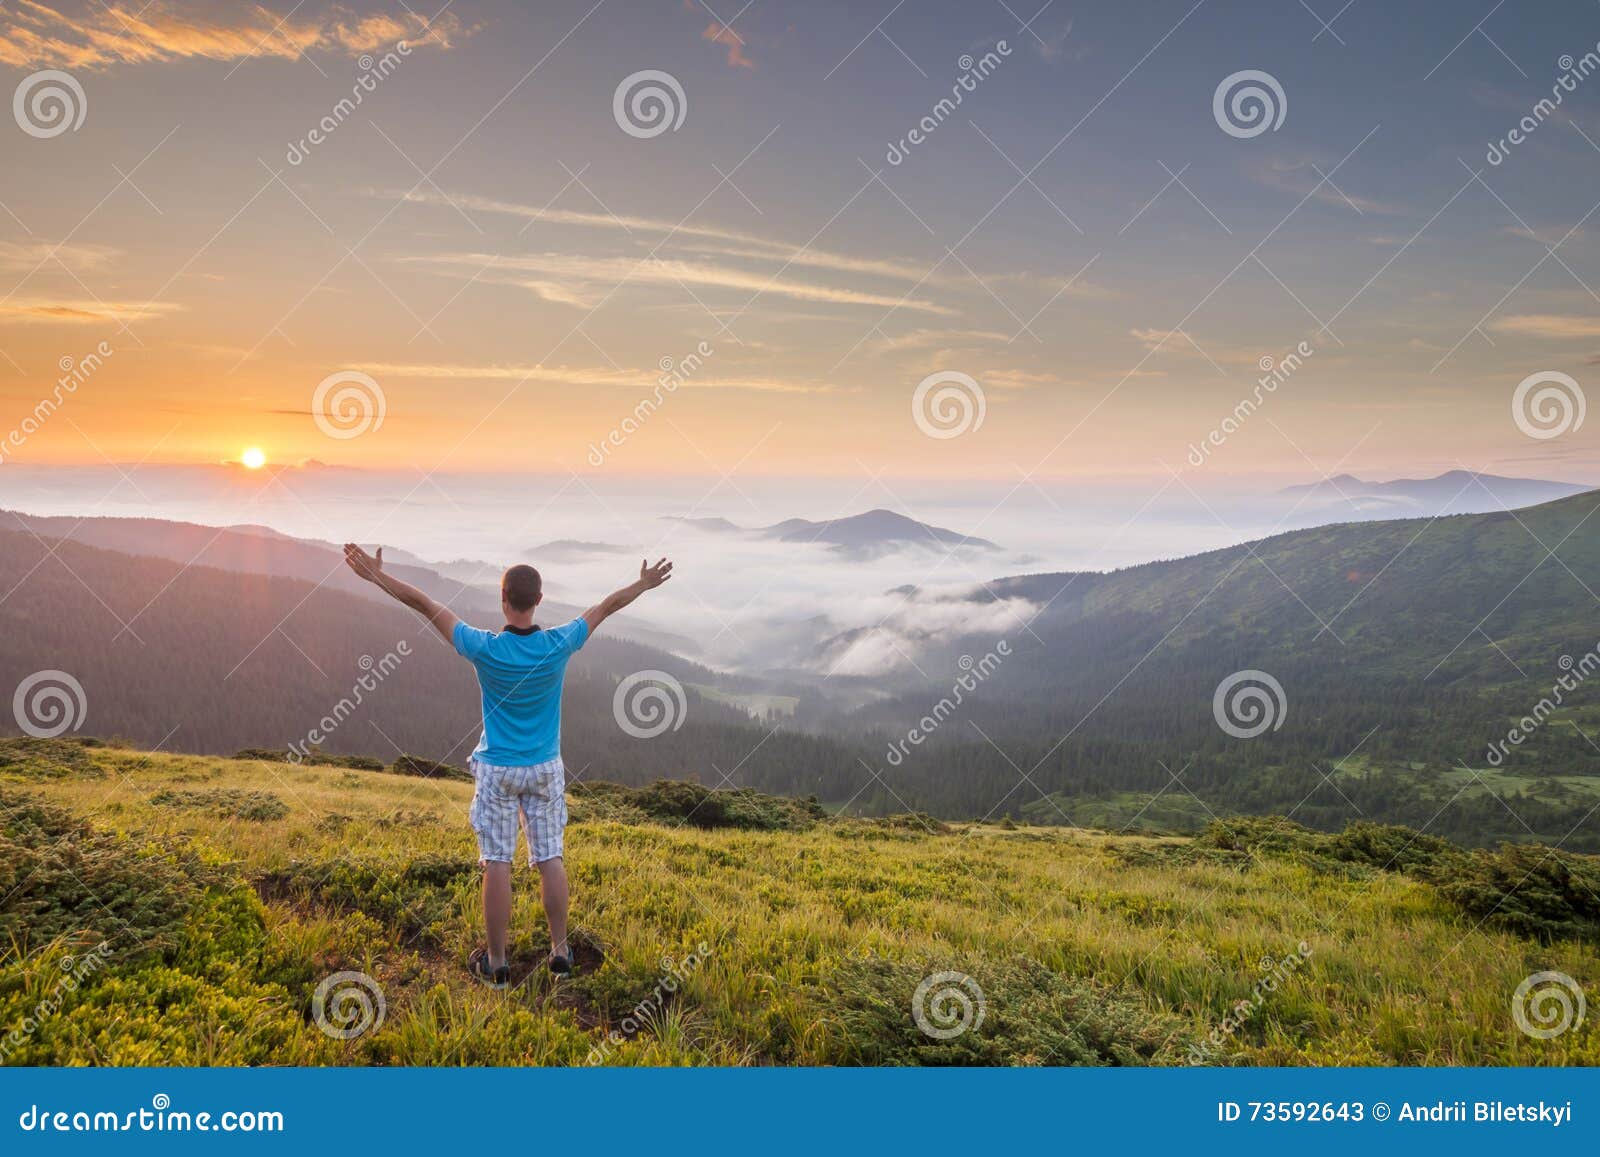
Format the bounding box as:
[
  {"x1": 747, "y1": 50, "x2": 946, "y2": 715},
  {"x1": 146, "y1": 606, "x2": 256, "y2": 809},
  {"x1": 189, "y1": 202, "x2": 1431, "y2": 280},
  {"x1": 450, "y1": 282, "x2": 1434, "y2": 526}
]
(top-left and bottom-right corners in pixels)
[
  {"x1": 468, "y1": 947, "x2": 510, "y2": 989},
  {"x1": 549, "y1": 946, "x2": 573, "y2": 976}
]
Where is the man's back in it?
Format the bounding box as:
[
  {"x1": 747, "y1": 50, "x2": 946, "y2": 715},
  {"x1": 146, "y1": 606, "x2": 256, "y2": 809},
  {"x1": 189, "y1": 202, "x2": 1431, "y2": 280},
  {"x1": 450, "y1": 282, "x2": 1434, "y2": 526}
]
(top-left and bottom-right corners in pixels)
[{"x1": 452, "y1": 618, "x2": 590, "y2": 766}]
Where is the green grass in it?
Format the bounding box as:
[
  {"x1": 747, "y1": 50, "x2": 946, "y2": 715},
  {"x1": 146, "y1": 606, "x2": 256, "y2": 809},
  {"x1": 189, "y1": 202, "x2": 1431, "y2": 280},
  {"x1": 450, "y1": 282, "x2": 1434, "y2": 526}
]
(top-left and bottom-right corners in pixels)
[{"x1": 2, "y1": 737, "x2": 1597, "y2": 1067}]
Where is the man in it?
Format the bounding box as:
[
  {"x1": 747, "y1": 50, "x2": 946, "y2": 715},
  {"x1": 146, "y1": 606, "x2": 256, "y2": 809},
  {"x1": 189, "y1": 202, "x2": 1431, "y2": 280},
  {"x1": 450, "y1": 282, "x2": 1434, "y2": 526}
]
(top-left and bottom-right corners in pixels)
[{"x1": 343, "y1": 543, "x2": 673, "y2": 986}]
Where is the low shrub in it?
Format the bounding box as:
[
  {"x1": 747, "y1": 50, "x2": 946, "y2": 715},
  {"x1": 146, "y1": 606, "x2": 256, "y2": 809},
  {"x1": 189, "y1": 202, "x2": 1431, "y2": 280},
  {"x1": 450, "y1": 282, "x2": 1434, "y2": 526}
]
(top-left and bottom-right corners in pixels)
[
  {"x1": 150, "y1": 788, "x2": 290, "y2": 822},
  {"x1": 390, "y1": 755, "x2": 470, "y2": 782},
  {"x1": 570, "y1": 780, "x2": 826, "y2": 832},
  {"x1": 804, "y1": 955, "x2": 1193, "y2": 1066},
  {"x1": 0, "y1": 736, "x2": 106, "y2": 780},
  {"x1": 0, "y1": 789, "x2": 215, "y2": 960},
  {"x1": 1437, "y1": 843, "x2": 1600, "y2": 942}
]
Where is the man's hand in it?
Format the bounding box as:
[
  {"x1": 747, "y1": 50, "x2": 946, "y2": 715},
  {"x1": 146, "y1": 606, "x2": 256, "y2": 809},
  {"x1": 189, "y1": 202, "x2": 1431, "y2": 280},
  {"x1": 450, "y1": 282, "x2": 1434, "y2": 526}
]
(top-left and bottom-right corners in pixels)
[
  {"x1": 640, "y1": 557, "x2": 673, "y2": 589},
  {"x1": 343, "y1": 542, "x2": 460, "y2": 645},
  {"x1": 344, "y1": 543, "x2": 384, "y2": 584},
  {"x1": 584, "y1": 557, "x2": 675, "y2": 635}
]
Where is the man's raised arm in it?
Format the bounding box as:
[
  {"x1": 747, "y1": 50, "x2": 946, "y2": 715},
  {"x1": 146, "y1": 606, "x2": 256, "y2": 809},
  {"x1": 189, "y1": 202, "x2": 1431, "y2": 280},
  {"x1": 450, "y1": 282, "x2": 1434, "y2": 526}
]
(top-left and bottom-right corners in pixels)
[
  {"x1": 343, "y1": 544, "x2": 461, "y2": 645},
  {"x1": 582, "y1": 558, "x2": 673, "y2": 636}
]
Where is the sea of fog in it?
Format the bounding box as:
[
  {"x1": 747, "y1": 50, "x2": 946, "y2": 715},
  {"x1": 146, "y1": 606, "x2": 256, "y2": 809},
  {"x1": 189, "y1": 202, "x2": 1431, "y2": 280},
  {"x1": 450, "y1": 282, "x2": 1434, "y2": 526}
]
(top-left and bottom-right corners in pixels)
[{"x1": 0, "y1": 465, "x2": 1338, "y2": 673}]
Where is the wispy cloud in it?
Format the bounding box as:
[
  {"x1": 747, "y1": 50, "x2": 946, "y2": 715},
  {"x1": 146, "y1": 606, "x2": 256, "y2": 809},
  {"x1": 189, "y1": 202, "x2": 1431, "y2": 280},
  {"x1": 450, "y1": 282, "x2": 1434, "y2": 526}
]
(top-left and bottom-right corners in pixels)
[
  {"x1": 1253, "y1": 159, "x2": 1404, "y2": 215},
  {"x1": 360, "y1": 360, "x2": 835, "y2": 393},
  {"x1": 0, "y1": 1, "x2": 465, "y2": 69},
  {"x1": 0, "y1": 241, "x2": 119, "y2": 272},
  {"x1": 403, "y1": 251, "x2": 953, "y2": 313},
  {"x1": 1490, "y1": 314, "x2": 1600, "y2": 339},
  {"x1": 388, "y1": 189, "x2": 940, "y2": 285},
  {"x1": 0, "y1": 298, "x2": 181, "y2": 323}
]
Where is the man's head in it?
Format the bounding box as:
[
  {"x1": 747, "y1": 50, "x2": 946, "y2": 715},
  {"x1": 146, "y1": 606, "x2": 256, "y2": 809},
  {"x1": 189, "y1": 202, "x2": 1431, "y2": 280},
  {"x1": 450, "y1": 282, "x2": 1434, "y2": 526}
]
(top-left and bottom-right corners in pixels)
[{"x1": 501, "y1": 564, "x2": 543, "y2": 620}]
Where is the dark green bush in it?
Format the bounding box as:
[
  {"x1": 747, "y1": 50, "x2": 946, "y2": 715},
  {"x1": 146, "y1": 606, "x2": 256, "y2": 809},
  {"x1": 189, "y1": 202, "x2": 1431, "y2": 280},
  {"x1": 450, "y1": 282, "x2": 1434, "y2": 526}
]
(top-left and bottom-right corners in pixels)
[
  {"x1": 570, "y1": 780, "x2": 825, "y2": 831},
  {"x1": 0, "y1": 736, "x2": 105, "y2": 780},
  {"x1": 0, "y1": 789, "x2": 213, "y2": 959},
  {"x1": 1436, "y1": 843, "x2": 1600, "y2": 942},
  {"x1": 390, "y1": 754, "x2": 470, "y2": 782},
  {"x1": 150, "y1": 788, "x2": 289, "y2": 822},
  {"x1": 804, "y1": 955, "x2": 1192, "y2": 1066}
]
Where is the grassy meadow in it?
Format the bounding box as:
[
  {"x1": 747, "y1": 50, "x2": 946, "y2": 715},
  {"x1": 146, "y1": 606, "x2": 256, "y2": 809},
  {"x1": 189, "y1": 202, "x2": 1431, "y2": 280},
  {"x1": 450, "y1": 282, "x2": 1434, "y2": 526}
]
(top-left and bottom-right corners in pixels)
[{"x1": 1, "y1": 736, "x2": 1597, "y2": 1067}]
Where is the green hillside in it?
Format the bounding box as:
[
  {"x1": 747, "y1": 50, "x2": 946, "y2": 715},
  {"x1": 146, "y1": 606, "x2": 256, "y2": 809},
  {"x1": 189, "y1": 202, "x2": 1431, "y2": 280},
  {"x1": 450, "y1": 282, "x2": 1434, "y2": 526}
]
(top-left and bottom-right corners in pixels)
[
  {"x1": 3, "y1": 737, "x2": 1596, "y2": 1067},
  {"x1": 845, "y1": 490, "x2": 1600, "y2": 845}
]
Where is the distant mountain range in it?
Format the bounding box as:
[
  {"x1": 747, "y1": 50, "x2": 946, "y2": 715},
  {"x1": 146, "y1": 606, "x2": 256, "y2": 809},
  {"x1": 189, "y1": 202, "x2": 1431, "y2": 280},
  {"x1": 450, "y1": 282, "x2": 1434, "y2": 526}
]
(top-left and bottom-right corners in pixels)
[
  {"x1": 1278, "y1": 470, "x2": 1590, "y2": 517},
  {"x1": 0, "y1": 510, "x2": 693, "y2": 655},
  {"x1": 666, "y1": 508, "x2": 1000, "y2": 556}
]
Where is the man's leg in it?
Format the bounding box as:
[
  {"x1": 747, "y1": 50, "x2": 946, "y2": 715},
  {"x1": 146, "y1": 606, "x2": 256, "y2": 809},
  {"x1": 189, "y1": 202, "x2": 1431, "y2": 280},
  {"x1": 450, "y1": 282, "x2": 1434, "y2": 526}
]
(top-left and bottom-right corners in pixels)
[
  {"x1": 537, "y1": 855, "x2": 569, "y2": 958},
  {"x1": 483, "y1": 861, "x2": 512, "y2": 969}
]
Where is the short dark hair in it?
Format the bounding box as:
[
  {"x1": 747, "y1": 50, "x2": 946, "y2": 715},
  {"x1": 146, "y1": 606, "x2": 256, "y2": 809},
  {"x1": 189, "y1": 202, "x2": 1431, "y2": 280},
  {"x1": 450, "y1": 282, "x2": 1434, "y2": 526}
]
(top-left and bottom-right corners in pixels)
[{"x1": 502, "y1": 564, "x2": 542, "y2": 612}]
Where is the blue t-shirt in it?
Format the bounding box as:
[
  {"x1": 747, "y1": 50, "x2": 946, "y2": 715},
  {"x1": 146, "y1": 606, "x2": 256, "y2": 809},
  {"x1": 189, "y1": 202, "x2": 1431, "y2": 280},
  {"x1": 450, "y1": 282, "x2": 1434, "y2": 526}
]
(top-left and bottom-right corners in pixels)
[{"x1": 452, "y1": 617, "x2": 590, "y2": 766}]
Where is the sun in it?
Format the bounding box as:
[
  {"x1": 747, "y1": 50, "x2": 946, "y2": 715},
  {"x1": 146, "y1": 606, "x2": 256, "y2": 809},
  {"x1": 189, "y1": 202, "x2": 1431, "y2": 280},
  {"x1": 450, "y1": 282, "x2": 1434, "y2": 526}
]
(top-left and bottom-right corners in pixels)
[{"x1": 241, "y1": 447, "x2": 266, "y2": 470}]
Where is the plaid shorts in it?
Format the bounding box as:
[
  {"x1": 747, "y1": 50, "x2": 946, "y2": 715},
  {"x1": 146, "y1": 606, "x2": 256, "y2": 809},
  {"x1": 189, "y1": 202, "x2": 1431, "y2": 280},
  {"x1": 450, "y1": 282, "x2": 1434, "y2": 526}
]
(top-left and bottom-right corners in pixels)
[{"x1": 468, "y1": 756, "x2": 567, "y2": 865}]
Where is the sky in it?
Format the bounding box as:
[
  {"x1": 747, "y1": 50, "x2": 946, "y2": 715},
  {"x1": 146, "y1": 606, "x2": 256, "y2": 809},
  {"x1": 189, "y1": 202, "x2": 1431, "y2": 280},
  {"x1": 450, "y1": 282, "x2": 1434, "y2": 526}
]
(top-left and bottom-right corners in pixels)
[{"x1": 3, "y1": 0, "x2": 1600, "y2": 487}]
